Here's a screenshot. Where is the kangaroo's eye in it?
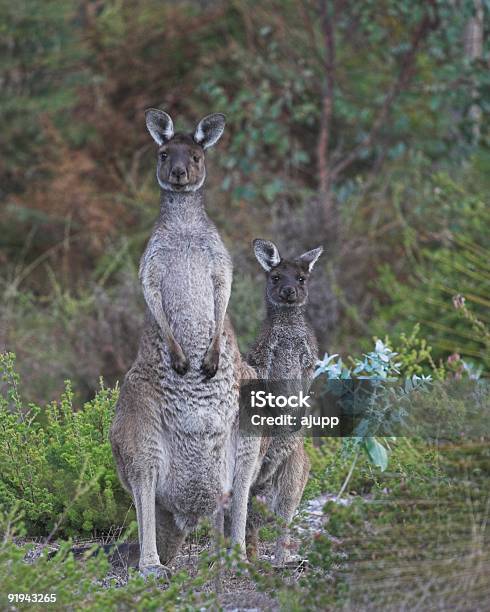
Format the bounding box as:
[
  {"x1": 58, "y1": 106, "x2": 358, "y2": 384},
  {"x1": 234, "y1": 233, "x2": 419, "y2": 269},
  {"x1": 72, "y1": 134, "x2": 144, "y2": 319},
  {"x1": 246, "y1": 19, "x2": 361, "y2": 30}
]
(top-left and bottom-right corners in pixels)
[
  {"x1": 193, "y1": 155, "x2": 200, "y2": 163},
  {"x1": 271, "y1": 275, "x2": 280, "y2": 283},
  {"x1": 160, "y1": 151, "x2": 167, "y2": 161},
  {"x1": 298, "y1": 276, "x2": 305, "y2": 283}
]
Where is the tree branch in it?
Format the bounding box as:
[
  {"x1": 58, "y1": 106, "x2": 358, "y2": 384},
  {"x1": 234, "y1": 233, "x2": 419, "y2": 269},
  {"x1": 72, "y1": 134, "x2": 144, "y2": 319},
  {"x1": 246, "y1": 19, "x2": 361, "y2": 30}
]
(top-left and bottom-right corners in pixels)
[
  {"x1": 331, "y1": 2, "x2": 439, "y2": 180},
  {"x1": 317, "y1": 0, "x2": 336, "y2": 221}
]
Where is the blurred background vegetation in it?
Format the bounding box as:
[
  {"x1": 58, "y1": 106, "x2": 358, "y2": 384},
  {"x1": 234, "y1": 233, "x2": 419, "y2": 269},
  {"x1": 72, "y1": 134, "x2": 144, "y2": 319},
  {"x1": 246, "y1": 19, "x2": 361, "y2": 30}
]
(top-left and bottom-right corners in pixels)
[{"x1": 0, "y1": 0, "x2": 489, "y2": 403}]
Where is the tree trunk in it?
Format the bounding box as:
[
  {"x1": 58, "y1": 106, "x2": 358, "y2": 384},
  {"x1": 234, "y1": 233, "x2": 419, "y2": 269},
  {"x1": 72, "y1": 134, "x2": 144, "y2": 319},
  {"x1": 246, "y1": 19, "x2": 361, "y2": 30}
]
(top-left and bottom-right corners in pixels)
[{"x1": 464, "y1": 0, "x2": 484, "y2": 144}]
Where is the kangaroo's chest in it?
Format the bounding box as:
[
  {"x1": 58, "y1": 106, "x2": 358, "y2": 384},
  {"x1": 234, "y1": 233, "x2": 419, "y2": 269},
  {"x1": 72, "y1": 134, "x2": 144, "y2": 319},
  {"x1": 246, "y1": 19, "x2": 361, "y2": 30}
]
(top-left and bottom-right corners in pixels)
[
  {"x1": 265, "y1": 329, "x2": 310, "y2": 380},
  {"x1": 162, "y1": 245, "x2": 214, "y2": 319},
  {"x1": 155, "y1": 226, "x2": 229, "y2": 354},
  {"x1": 161, "y1": 226, "x2": 219, "y2": 266}
]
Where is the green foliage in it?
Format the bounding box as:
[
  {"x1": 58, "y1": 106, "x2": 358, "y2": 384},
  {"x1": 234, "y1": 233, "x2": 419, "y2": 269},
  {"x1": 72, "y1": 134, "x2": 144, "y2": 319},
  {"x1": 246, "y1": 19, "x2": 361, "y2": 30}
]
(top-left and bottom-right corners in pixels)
[
  {"x1": 291, "y1": 437, "x2": 490, "y2": 609},
  {"x1": 0, "y1": 2, "x2": 488, "y2": 607},
  {"x1": 200, "y1": 0, "x2": 487, "y2": 211},
  {"x1": 0, "y1": 349, "x2": 487, "y2": 608},
  {"x1": 388, "y1": 324, "x2": 445, "y2": 379},
  {"x1": 0, "y1": 508, "x2": 232, "y2": 611},
  {"x1": 315, "y1": 336, "x2": 429, "y2": 472},
  {"x1": 201, "y1": 39, "x2": 314, "y2": 206},
  {"x1": 0, "y1": 0, "x2": 84, "y2": 190},
  {"x1": 305, "y1": 331, "x2": 435, "y2": 498},
  {"x1": 302, "y1": 441, "x2": 490, "y2": 610},
  {"x1": 314, "y1": 326, "x2": 483, "y2": 481},
  {"x1": 370, "y1": 154, "x2": 490, "y2": 370},
  {"x1": 0, "y1": 262, "x2": 143, "y2": 404},
  {"x1": 363, "y1": 437, "x2": 388, "y2": 471},
  {"x1": 0, "y1": 353, "x2": 130, "y2": 537}
]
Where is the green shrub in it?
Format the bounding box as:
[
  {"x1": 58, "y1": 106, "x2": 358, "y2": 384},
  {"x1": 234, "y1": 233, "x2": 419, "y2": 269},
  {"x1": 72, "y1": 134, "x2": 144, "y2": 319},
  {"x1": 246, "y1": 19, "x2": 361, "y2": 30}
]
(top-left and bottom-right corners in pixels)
[
  {"x1": 310, "y1": 326, "x2": 484, "y2": 500},
  {"x1": 370, "y1": 153, "x2": 490, "y2": 371},
  {"x1": 0, "y1": 353, "x2": 130, "y2": 537},
  {"x1": 0, "y1": 508, "x2": 224, "y2": 611}
]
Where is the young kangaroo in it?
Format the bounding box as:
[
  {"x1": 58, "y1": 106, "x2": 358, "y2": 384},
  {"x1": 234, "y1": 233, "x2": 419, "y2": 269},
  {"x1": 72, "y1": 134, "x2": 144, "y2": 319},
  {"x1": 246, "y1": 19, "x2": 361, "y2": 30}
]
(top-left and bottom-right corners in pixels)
[
  {"x1": 110, "y1": 110, "x2": 255, "y2": 578},
  {"x1": 245, "y1": 239, "x2": 323, "y2": 565}
]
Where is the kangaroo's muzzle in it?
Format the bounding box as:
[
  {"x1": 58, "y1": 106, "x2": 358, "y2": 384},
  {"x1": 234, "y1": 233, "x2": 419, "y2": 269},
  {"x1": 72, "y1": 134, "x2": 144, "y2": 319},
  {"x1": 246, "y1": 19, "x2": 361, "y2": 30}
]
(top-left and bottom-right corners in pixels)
[{"x1": 279, "y1": 286, "x2": 297, "y2": 303}]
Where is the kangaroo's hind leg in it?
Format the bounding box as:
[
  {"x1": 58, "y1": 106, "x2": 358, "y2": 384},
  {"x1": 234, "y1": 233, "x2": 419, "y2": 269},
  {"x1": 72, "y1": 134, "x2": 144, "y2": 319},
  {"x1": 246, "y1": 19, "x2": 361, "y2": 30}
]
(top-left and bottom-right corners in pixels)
[
  {"x1": 272, "y1": 445, "x2": 310, "y2": 567},
  {"x1": 245, "y1": 482, "x2": 274, "y2": 560},
  {"x1": 155, "y1": 503, "x2": 186, "y2": 567},
  {"x1": 110, "y1": 382, "x2": 170, "y2": 579},
  {"x1": 230, "y1": 435, "x2": 262, "y2": 556},
  {"x1": 130, "y1": 465, "x2": 171, "y2": 578}
]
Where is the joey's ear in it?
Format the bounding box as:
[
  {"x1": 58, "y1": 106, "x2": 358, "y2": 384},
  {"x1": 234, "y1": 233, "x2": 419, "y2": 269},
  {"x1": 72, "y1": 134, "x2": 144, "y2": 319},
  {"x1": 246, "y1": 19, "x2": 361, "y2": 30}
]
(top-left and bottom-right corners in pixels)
[
  {"x1": 145, "y1": 109, "x2": 174, "y2": 145},
  {"x1": 193, "y1": 113, "x2": 226, "y2": 149},
  {"x1": 297, "y1": 246, "x2": 323, "y2": 272},
  {"x1": 253, "y1": 239, "x2": 281, "y2": 272}
]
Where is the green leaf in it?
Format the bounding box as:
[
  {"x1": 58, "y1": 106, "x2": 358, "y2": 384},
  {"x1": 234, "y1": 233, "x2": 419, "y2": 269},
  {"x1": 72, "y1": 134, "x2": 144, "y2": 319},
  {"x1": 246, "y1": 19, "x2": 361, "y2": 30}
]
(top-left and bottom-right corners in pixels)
[{"x1": 363, "y1": 437, "x2": 388, "y2": 471}]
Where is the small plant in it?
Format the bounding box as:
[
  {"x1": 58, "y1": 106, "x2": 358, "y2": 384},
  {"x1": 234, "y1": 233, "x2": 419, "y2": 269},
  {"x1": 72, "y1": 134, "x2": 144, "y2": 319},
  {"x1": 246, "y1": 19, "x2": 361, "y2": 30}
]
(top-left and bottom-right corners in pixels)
[
  {"x1": 390, "y1": 323, "x2": 446, "y2": 379},
  {"x1": 0, "y1": 352, "x2": 130, "y2": 537},
  {"x1": 313, "y1": 327, "x2": 484, "y2": 502},
  {"x1": 0, "y1": 506, "x2": 232, "y2": 611},
  {"x1": 315, "y1": 338, "x2": 412, "y2": 473}
]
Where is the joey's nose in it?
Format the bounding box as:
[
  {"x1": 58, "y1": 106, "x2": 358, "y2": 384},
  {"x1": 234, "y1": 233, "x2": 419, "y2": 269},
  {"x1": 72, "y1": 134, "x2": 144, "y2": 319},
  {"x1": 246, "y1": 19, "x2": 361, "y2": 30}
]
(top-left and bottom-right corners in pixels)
[{"x1": 280, "y1": 286, "x2": 297, "y2": 301}]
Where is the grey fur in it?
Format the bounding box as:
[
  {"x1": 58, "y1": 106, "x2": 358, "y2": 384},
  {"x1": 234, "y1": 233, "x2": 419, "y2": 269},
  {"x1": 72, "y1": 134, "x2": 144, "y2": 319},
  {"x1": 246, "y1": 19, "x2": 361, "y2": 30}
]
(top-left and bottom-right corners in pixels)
[
  {"x1": 243, "y1": 240, "x2": 322, "y2": 565},
  {"x1": 253, "y1": 239, "x2": 281, "y2": 272},
  {"x1": 110, "y1": 111, "x2": 255, "y2": 575},
  {"x1": 145, "y1": 109, "x2": 174, "y2": 145},
  {"x1": 193, "y1": 113, "x2": 226, "y2": 149}
]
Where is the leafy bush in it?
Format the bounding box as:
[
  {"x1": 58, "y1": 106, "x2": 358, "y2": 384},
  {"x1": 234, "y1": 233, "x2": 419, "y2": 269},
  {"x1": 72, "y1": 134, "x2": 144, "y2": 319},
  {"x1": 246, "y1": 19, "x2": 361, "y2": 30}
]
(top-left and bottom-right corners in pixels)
[
  {"x1": 295, "y1": 440, "x2": 490, "y2": 611},
  {"x1": 314, "y1": 334, "x2": 433, "y2": 473},
  {"x1": 370, "y1": 154, "x2": 490, "y2": 370},
  {"x1": 0, "y1": 263, "x2": 143, "y2": 404},
  {"x1": 313, "y1": 326, "x2": 483, "y2": 484},
  {"x1": 0, "y1": 353, "x2": 130, "y2": 537},
  {"x1": 0, "y1": 508, "x2": 226, "y2": 611}
]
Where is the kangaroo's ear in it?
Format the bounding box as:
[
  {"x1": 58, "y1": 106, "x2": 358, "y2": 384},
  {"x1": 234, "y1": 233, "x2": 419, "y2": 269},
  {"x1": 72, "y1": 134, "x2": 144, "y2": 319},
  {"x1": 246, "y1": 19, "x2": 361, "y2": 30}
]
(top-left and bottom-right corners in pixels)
[
  {"x1": 193, "y1": 113, "x2": 226, "y2": 149},
  {"x1": 253, "y1": 239, "x2": 281, "y2": 272},
  {"x1": 145, "y1": 109, "x2": 174, "y2": 145},
  {"x1": 297, "y1": 246, "x2": 323, "y2": 272}
]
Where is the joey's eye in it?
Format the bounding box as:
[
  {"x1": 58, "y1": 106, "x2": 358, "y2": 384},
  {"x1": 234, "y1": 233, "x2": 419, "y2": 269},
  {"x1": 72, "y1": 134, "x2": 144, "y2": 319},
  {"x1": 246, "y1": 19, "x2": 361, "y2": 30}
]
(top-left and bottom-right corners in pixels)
[
  {"x1": 193, "y1": 155, "x2": 200, "y2": 163},
  {"x1": 160, "y1": 151, "x2": 167, "y2": 161},
  {"x1": 271, "y1": 275, "x2": 280, "y2": 283},
  {"x1": 298, "y1": 276, "x2": 305, "y2": 283}
]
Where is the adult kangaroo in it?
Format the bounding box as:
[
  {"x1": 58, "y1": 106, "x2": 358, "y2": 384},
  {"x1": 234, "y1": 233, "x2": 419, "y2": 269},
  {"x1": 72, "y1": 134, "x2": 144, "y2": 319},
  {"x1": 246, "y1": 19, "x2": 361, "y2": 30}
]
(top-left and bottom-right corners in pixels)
[{"x1": 110, "y1": 110, "x2": 254, "y2": 578}]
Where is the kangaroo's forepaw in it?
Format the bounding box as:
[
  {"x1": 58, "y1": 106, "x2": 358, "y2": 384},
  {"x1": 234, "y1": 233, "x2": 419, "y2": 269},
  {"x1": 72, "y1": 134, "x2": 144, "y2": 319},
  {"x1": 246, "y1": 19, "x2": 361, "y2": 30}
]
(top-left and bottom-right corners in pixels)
[
  {"x1": 139, "y1": 564, "x2": 172, "y2": 581},
  {"x1": 171, "y1": 350, "x2": 189, "y2": 375},
  {"x1": 201, "y1": 347, "x2": 220, "y2": 379}
]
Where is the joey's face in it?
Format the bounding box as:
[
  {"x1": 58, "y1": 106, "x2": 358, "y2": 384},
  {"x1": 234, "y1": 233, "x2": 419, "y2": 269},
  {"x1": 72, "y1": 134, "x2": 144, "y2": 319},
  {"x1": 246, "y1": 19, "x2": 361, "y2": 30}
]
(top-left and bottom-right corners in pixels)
[
  {"x1": 253, "y1": 238, "x2": 323, "y2": 309},
  {"x1": 266, "y1": 261, "x2": 310, "y2": 307},
  {"x1": 157, "y1": 136, "x2": 205, "y2": 192}
]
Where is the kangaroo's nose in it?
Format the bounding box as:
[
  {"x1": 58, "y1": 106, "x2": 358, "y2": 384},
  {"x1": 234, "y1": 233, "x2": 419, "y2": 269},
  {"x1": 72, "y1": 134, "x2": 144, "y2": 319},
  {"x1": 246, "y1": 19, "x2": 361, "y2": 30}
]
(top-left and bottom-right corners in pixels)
[
  {"x1": 280, "y1": 286, "x2": 297, "y2": 301},
  {"x1": 171, "y1": 166, "x2": 187, "y2": 180}
]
